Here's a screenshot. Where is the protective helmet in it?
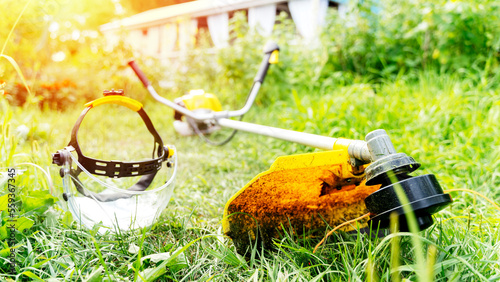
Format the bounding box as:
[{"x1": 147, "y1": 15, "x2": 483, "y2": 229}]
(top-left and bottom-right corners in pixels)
[{"x1": 52, "y1": 90, "x2": 176, "y2": 232}]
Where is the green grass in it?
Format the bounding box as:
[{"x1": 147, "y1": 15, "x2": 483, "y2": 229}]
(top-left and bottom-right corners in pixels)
[{"x1": 1, "y1": 69, "x2": 499, "y2": 281}]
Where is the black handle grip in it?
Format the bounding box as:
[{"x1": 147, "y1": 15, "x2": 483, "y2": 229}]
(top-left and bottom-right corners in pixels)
[
  {"x1": 254, "y1": 41, "x2": 280, "y2": 83},
  {"x1": 254, "y1": 54, "x2": 272, "y2": 83},
  {"x1": 128, "y1": 60, "x2": 151, "y2": 87}
]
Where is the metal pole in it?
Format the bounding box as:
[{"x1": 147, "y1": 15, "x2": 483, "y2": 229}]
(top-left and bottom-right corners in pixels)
[
  {"x1": 217, "y1": 118, "x2": 372, "y2": 162},
  {"x1": 146, "y1": 83, "x2": 262, "y2": 121},
  {"x1": 218, "y1": 118, "x2": 335, "y2": 150}
]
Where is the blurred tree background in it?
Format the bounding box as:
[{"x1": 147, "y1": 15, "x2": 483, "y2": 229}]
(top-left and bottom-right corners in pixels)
[
  {"x1": 1, "y1": 0, "x2": 499, "y2": 110},
  {"x1": 0, "y1": 0, "x2": 123, "y2": 108},
  {"x1": 121, "y1": 0, "x2": 194, "y2": 13}
]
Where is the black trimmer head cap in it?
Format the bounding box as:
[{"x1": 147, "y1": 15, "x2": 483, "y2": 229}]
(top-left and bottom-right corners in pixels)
[
  {"x1": 365, "y1": 174, "x2": 452, "y2": 231},
  {"x1": 363, "y1": 130, "x2": 452, "y2": 231}
]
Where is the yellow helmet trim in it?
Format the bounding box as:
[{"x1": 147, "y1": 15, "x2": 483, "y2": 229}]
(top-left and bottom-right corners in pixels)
[{"x1": 84, "y1": 96, "x2": 143, "y2": 112}]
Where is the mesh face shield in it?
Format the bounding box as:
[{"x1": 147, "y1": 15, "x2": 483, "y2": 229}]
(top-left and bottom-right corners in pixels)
[{"x1": 52, "y1": 91, "x2": 176, "y2": 232}]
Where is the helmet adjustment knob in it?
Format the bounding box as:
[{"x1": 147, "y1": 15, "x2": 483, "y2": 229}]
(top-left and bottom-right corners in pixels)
[{"x1": 103, "y1": 89, "x2": 124, "y2": 96}]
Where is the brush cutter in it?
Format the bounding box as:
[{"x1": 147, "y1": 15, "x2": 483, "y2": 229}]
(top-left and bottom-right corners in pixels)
[{"x1": 128, "y1": 42, "x2": 452, "y2": 254}]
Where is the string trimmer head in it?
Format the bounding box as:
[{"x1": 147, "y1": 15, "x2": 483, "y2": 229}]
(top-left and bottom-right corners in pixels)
[{"x1": 223, "y1": 130, "x2": 452, "y2": 254}]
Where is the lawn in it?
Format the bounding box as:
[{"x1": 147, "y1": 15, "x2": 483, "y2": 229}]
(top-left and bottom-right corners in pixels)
[
  {"x1": 2, "y1": 69, "x2": 500, "y2": 281},
  {"x1": 1, "y1": 0, "x2": 500, "y2": 281}
]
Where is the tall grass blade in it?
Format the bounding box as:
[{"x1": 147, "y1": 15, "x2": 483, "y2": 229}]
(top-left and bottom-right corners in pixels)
[
  {"x1": 1, "y1": 54, "x2": 33, "y2": 102},
  {"x1": 0, "y1": 0, "x2": 32, "y2": 55},
  {"x1": 387, "y1": 171, "x2": 425, "y2": 280},
  {"x1": 390, "y1": 212, "x2": 401, "y2": 282}
]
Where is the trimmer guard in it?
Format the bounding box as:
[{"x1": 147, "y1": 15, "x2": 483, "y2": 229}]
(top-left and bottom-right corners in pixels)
[{"x1": 223, "y1": 149, "x2": 379, "y2": 255}]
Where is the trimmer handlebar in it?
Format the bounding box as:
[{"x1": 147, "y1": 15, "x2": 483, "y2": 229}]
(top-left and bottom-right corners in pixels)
[
  {"x1": 254, "y1": 41, "x2": 280, "y2": 83},
  {"x1": 128, "y1": 60, "x2": 151, "y2": 88},
  {"x1": 128, "y1": 41, "x2": 280, "y2": 121}
]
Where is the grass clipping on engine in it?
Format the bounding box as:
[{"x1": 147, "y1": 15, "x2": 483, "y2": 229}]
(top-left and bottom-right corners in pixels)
[{"x1": 224, "y1": 151, "x2": 379, "y2": 255}]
